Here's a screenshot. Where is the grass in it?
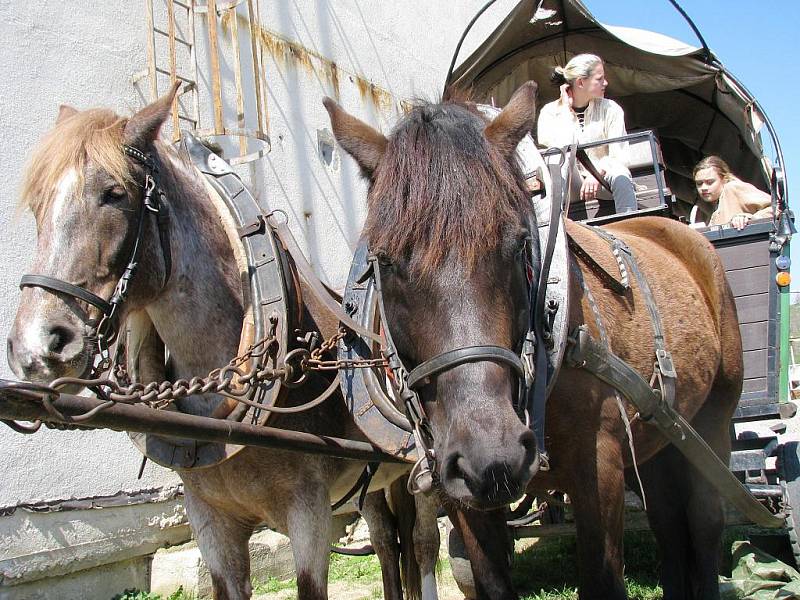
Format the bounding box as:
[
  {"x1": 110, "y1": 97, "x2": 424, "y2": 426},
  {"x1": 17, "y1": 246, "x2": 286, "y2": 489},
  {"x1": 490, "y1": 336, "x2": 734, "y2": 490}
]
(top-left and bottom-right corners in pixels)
[
  {"x1": 513, "y1": 531, "x2": 663, "y2": 600},
  {"x1": 112, "y1": 587, "x2": 192, "y2": 600}
]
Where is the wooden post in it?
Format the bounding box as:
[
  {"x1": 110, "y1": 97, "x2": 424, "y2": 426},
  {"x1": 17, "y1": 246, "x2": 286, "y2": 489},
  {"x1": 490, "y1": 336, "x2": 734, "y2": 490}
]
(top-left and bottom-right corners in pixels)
[
  {"x1": 167, "y1": 0, "x2": 180, "y2": 140},
  {"x1": 207, "y1": 0, "x2": 224, "y2": 135},
  {"x1": 145, "y1": 0, "x2": 159, "y2": 101}
]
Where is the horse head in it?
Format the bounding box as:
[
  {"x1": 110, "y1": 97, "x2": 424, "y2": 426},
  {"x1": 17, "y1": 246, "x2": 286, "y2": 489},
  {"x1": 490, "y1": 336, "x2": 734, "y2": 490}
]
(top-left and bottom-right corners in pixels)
[
  {"x1": 326, "y1": 82, "x2": 541, "y2": 509},
  {"x1": 7, "y1": 83, "x2": 180, "y2": 384}
]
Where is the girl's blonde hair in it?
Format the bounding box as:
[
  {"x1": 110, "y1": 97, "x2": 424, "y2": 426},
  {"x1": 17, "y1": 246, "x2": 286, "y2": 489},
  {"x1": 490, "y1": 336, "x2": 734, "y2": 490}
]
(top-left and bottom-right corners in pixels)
[
  {"x1": 551, "y1": 54, "x2": 603, "y2": 86},
  {"x1": 693, "y1": 156, "x2": 734, "y2": 182}
]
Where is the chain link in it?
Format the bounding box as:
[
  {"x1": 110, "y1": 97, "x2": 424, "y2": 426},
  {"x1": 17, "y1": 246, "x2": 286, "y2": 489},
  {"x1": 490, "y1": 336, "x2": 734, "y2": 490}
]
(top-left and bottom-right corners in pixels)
[{"x1": 5, "y1": 327, "x2": 388, "y2": 428}]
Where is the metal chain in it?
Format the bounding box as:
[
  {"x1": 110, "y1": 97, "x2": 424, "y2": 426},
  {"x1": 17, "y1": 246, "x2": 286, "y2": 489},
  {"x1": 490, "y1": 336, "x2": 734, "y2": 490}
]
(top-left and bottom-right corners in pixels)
[{"x1": 4, "y1": 327, "x2": 388, "y2": 429}]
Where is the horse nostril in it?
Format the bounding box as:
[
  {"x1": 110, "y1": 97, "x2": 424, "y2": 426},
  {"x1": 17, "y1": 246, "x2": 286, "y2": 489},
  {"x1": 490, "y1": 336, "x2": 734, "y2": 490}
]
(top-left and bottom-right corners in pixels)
[
  {"x1": 7, "y1": 337, "x2": 13, "y2": 360},
  {"x1": 46, "y1": 325, "x2": 75, "y2": 355},
  {"x1": 519, "y1": 428, "x2": 537, "y2": 457},
  {"x1": 443, "y1": 452, "x2": 468, "y2": 484}
]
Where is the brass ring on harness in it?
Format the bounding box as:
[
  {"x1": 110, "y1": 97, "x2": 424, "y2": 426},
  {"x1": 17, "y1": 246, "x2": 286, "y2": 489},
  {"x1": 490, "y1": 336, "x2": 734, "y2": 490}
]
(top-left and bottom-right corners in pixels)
[{"x1": 282, "y1": 348, "x2": 311, "y2": 389}]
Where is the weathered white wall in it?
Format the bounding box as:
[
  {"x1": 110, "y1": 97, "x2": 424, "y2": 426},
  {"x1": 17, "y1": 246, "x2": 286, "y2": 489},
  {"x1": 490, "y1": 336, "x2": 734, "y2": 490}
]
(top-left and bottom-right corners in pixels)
[{"x1": 0, "y1": 0, "x2": 517, "y2": 593}]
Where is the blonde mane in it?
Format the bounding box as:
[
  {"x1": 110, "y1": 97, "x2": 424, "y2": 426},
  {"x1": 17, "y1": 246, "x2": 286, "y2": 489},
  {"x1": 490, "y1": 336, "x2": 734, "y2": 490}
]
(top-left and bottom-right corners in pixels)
[{"x1": 19, "y1": 109, "x2": 132, "y2": 219}]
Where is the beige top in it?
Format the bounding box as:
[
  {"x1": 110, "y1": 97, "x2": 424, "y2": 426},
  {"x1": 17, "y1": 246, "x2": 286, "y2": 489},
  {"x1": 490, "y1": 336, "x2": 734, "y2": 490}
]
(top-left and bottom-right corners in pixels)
[
  {"x1": 708, "y1": 178, "x2": 773, "y2": 226},
  {"x1": 536, "y1": 97, "x2": 630, "y2": 176}
]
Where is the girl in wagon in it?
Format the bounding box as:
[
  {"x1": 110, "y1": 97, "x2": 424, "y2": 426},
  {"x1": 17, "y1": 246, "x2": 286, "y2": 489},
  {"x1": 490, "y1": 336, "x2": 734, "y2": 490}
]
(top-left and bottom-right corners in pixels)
[{"x1": 693, "y1": 155, "x2": 773, "y2": 230}]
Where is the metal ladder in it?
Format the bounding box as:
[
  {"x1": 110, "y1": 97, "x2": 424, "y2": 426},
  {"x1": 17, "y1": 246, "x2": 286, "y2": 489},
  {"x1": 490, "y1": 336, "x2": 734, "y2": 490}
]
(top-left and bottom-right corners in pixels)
[{"x1": 133, "y1": 0, "x2": 201, "y2": 142}]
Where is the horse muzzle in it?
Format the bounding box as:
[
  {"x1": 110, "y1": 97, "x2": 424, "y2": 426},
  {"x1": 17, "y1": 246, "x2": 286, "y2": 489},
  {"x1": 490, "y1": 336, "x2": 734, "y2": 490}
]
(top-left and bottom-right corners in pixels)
[{"x1": 437, "y1": 417, "x2": 539, "y2": 510}]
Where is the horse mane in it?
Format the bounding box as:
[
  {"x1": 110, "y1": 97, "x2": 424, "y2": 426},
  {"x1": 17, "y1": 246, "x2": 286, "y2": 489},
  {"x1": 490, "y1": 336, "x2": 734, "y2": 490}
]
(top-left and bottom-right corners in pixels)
[
  {"x1": 19, "y1": 109, "x2": 132, "y2": 219},
  {"x1": 364, "y1": 96, "x2": 530, "y2": 277}
]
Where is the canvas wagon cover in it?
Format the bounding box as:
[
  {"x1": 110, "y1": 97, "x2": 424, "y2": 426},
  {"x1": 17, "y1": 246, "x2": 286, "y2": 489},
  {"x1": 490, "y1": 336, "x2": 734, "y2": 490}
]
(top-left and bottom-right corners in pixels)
[{"x1": 448, "y1": 0, "x2": 772, "y2": 207}]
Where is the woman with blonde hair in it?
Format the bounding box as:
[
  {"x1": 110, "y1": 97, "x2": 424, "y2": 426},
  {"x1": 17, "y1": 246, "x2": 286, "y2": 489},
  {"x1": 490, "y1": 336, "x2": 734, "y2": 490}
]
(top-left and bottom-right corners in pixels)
[
  {"x1": 537, "y1": 53, "x2": 637, "y2": 213},
  {"x1": 693, "y1": 156, "x2": 773, "y2": 230}
]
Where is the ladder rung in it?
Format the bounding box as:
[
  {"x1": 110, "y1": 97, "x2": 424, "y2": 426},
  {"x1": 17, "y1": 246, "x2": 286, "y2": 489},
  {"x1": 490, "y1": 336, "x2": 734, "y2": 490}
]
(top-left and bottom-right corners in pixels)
[
  {"x1": 154, "y1": 67, "x2": 197, "y2": 85},
  {"x1": 178, "y1": 114, "x2": 198, "y2": 124},
  {"x1": 153, "y1": 27, "x2": 192, "y2": 47},
  {"x1": 173, "y1": 0, "x2": 192, "y2": 10}
]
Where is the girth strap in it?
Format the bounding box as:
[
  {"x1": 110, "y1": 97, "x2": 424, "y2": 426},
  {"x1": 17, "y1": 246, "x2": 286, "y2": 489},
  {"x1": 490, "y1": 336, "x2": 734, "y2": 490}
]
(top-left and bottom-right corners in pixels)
[
  {"x1": 565, "y1": 326, "x2": 784, "y2": 529},
  {"x1": 591, "y1": 227, "x2": 676, "y2": 408}
]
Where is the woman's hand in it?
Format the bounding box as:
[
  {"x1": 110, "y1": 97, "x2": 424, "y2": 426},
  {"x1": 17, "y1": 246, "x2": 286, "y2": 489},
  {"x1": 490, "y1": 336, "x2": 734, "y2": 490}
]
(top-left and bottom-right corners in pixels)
[
  {"x1": 730, "y1": 213, "x2": 752, "y2": 230},
  {"x1": 559, "y1": 83, "x2": 573, "y2": 108},
  {"x1": 580, "y1": 175, "x2": 600, "y2": 200}
]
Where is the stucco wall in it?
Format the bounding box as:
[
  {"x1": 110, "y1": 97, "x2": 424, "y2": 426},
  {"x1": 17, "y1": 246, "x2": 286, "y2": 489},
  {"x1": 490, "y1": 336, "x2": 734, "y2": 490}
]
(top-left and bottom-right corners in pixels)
[
  {"x1": 0, "y1": 0, "x2": 517, "y2": 508},
  {"x1": 0, "y1": 0, "x2": 516, "y2": 591}
]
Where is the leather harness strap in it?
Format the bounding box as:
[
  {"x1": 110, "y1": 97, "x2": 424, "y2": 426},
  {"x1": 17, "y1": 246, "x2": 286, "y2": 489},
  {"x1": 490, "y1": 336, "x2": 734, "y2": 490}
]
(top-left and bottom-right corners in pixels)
[
  {"x1": 589, "y1": 227, "x2": 676, "y2": 408},
  {"x1": 407, "y1": 346, "x2": 524, "y2": 390},
  {"x1": 567, "y1": 232, "x2": 629, "y2": 295},
  {"x1": 565, "y1": 326, "x2": 784, "y2": 529},
  {"x1": 267, "y1": 215, "x2": 385, "y2": 346},
  {"x1": 20, "y1": 275, "x2": 112, "y2": 315}
]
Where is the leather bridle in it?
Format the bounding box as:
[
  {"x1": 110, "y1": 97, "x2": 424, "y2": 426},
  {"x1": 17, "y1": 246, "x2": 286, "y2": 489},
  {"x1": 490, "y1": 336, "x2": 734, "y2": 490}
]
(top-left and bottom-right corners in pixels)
[
  {"x1": 367, "y1": 213, "x2": 540, "y2": 493},
  {"x1": 19, "y1": 145, "x2": 171, "y2": 375}
]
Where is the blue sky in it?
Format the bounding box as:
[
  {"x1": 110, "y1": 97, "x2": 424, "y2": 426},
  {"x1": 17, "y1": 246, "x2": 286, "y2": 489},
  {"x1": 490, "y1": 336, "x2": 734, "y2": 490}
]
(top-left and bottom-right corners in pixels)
[{"x1": 582, "y1": 0, "x2": 800, "y2": 294}]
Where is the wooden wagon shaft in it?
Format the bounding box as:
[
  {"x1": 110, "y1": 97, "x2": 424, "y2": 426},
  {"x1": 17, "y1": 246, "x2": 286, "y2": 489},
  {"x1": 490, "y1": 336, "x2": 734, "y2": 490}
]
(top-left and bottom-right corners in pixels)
[{"x1": 0, "y1": 382, "x2": 405, "y2": 464}]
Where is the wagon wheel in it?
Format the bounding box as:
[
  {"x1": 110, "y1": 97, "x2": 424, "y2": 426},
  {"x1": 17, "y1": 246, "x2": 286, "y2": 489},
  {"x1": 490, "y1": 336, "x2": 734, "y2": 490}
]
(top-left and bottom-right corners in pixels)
[{"x1": 779, "y1": 441, "x2": 800, "y2": 567}]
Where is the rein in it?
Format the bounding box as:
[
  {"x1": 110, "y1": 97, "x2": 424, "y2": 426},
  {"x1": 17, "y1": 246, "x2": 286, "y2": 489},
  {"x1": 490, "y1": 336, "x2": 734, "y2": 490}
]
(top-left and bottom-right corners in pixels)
[{"x1": 19, "y1": 144, "x2": 171, "y2": 376}]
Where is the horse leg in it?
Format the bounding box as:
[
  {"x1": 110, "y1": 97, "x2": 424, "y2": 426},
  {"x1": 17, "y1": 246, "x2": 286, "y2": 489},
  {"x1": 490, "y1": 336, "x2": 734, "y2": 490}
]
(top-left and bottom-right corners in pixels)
[
  {"x1": 445, "y1": 505, "x2": 516, "y2": 600},
  {"x1": 627, "y1": 445, "x2": 691, "y2": 599},
  {"x1": 569, "y1": 430, "x2": 627, "y2": 600},
  {"x1": 184, "y1": 488, "x2": 254, "y2": 600},
  {"x1": 413, "y1": 492, "x2": 441, "y2": 600},
  {"x1": 360, "y1": 490, "x2": 403, "y2": 600},
  {"x1": 286, "y1": 482, "x2": 333, "y2": 600},
  {"x1": 631, "y1": 402, "x2": 729, "y2": 599}
]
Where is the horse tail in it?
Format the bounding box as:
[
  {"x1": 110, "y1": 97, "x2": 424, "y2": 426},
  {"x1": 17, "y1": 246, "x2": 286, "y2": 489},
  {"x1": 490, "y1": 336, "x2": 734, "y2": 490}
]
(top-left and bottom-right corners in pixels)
[{"x1": 391, "y1": 475, "x2": 422, "y2": 600}]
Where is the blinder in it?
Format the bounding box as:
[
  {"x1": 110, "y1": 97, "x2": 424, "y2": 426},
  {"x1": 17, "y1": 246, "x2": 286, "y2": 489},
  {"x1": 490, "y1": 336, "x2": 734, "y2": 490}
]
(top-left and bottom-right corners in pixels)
[{"x1": 19, "y1": 144, "x2": 171, "y2": 375}]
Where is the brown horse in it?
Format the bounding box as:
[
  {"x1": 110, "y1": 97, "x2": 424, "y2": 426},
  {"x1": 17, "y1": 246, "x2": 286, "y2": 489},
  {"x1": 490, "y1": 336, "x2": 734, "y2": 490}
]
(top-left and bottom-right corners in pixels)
[
  {"x1": 325, "y1": 81, "x2": 742, "y2": 600},
  {"x1": 6, "y1": 85, "x2": 442, "y2": 600}
]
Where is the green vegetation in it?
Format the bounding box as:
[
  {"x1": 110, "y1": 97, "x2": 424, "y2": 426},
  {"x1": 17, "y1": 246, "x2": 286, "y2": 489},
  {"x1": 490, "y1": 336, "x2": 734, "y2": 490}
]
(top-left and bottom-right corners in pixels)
[
  {"x1": 253, "y1": 577, "x2": 297, "y2": 595},
  {"x1": 112, "y1": 587, "x2": 190, "y2": 600},
  {"x1": 328, "y1": 552, "x2": 384, "y2": 582},
  {"x1": 514, "y1": 531, "x2": 662, "y2": 600}
]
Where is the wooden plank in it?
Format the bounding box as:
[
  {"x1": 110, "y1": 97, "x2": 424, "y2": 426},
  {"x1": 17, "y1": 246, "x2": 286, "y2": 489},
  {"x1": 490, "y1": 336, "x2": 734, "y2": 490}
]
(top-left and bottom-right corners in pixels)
[
  {"x1": 207, "y1": 0, "x2": 224, "y2": 134},
  {"x1": 743, "y1": 348, "x2": 767, "y2": 380},
  {"x1": 740, "y1": 321, "x2": 769, "y2": 353},
  {"x1": 145, "y1": 0, "x2": 159, "y2": 101},
  {"x1": 228, "y1": 4, "x2": 247, "y2": 155},
  {"x1": 735, "y1": 293, "x2": 769, "y2": 324},
  {"x1": 717, "y1": 241, "x2": 771, "y2": 271},
  {"x1": 189, "y1": 0, "x2": 200, "y2": 129},
  {"x1": 726, "y1": 266, "x2": 770, "y2": 298},
  {"x1": 167, "y1": 0, "x2": 180, "y2": 140},
  {"x1": 246, "y1": 0, "x2": 264, "y2": 135},
  {"x1": 742, "y1": 377, "x2": 768, "y2": 395}
]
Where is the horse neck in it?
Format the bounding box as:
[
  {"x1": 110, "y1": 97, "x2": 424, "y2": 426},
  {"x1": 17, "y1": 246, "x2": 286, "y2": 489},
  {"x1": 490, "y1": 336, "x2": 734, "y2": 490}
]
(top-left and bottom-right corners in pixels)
[{"x1": 144, "y1": 147, "x2": 244, "y2": 389}]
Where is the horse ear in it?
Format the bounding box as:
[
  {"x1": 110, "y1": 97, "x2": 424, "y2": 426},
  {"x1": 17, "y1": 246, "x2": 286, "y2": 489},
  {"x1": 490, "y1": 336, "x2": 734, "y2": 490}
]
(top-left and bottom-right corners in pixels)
[
  {"x1": 124, "y1": 81, "x2": 181, "y2": 147},
  {"x1": 322, "y1": 97, "x2": 387, "y2": 178},
  {"x1": 56, "y1": 104, "x2": 79, "y2": 124},
  {"x1": 484, "y1": 81, "x2": 538, "y2": 158}
]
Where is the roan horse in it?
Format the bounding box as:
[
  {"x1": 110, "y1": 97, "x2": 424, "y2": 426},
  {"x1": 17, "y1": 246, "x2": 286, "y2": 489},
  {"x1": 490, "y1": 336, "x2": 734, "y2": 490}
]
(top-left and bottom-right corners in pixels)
[
  {"x1": 325, "y1": 81, "x2": 742, "y2": 600},
  {"x1": 6, "y1": 84, "x2": 441, "y2": 600}
]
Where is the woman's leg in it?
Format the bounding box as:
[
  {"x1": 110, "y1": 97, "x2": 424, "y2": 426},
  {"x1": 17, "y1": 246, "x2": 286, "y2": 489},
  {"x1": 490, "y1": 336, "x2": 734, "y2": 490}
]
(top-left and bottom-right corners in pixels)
[{"x1": 604, "y1": 168, "x2": 637, "y2": 213}]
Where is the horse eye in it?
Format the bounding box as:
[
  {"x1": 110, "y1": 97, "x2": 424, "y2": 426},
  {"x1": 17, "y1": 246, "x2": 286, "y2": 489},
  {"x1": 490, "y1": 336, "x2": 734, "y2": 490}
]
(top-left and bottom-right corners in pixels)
[{"x1": 101, "y1": 186, "x2": 127, "y2": 205}]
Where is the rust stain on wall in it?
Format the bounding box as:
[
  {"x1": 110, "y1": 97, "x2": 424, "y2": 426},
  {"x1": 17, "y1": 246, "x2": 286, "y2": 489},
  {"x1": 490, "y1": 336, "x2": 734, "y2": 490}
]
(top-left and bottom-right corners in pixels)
[
  {"x1": 215, "y1": 13, "x2": 396, "y2": 111},
  {"x1": 258, "y1": 27, "x2": 389, "y2": 109}
]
